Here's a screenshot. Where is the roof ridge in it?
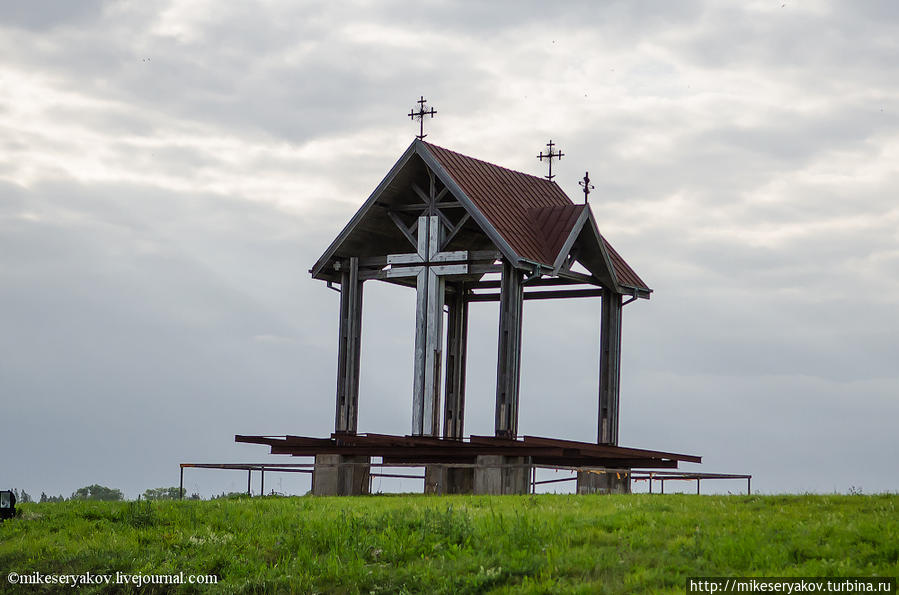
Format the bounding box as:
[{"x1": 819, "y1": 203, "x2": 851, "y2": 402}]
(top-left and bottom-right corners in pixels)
[{"x1": 423, "y1": 141, "x2": 567, "y2": 190}]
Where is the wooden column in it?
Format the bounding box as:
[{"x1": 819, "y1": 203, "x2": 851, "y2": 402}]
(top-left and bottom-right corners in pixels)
[
  {"x1": 335, "y1": 256, "x2": 363, "y2": 434},
  {"x1": 412, "y1": 217, "x2": 444, "y2": 436},
  {"x1": 443, "y1": 283, "x2": 469, "y2": 439},
  {"x1": 495, "y1": 261, "x2": 523, "y2": 439},
  {"x1": 598, "y1": 288, "x2": 622, "y2": 445}
]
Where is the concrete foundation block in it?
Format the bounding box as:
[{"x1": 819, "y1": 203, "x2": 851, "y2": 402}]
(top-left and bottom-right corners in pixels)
[
  {"x1": 424, "y1": 465, "x2": 475, "y2": 494},
  {"x1": 576, "y1": 469, "x2": 631, "y2": 494},
  {"x1": 312, "y1": 454, "x2": 371, "y2": 496},
  {"x1": 474, "y1": 455, "x2": 531, "y2": 495}
]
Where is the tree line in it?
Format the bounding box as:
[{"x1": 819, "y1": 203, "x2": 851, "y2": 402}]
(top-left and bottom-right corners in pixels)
[{"x1": 11, "y1": 485, "x2": 204, "y2": 502}]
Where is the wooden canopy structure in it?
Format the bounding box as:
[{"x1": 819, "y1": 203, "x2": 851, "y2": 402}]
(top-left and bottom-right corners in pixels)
[
  {"x1": 238, "y1": 139, "x2": 698, "y2": 495},
  {"x1": 310, "y1": 139, "x2": 650, "y2": 444}
]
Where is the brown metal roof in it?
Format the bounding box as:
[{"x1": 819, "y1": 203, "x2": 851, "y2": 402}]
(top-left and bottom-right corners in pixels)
[
  {"x1": 530, "y1": 204, "x2": 586, "y2": 266},
  {"x1": 603, "y1": 238, "x2": 649, "y2": 291},
  {"x1": 425, "y1": 142, "x2": 573, "y2": 266},
  {"x1": 424, "y1": 142, "x2": 649, "y2": 292},
  {"x1": 311, "y1": 140, "x2": 650, "y2": 293}
]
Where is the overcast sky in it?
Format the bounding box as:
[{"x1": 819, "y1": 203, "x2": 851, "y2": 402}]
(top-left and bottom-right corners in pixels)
[{"x1": 2, "y1": 1, "x2": 897, "y2": 498}]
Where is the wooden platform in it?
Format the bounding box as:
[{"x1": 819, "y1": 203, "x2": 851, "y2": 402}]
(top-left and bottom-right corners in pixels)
[{"x1": 235, "y1": 433, "x2": 700, "y2": 469}]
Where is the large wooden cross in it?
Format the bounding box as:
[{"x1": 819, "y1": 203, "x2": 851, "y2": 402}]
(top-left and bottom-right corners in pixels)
[{"x1": 387, "y1": 215, "x2": 468, "y2": 435}]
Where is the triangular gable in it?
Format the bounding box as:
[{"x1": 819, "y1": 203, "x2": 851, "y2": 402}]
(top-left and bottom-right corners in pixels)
[
  {"x1": 530, "y1": 204, "x2": 651, "y2": 295},
  {"x1": 311, "y1": 140, "x2": 521, "y2": 280}
]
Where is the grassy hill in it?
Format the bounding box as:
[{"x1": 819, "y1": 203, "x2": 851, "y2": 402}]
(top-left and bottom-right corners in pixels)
[{"x1": 1, "y1": 494, "x2": 896, "y2": 593}]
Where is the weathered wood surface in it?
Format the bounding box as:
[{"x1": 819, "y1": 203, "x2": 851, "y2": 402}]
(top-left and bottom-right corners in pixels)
[
  {"x1": 335, "y1": 257, "x2": 363, "y2": 434},
  {"x1": 443, "y1": 283, "x2": 468, "y2": 439},
  {"x1": 495, "y1": 260, "x2": 524, "y2": 439},
  {"x1": 599, "y1": 288, "x2": 622, "y2": 445}
]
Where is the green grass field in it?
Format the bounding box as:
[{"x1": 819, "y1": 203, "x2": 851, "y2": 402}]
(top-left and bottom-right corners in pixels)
[{"x1": 1, "y1": 494, "x2": 896, "y2": 594}]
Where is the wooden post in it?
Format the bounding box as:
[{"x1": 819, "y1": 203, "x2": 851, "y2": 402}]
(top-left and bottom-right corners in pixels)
[
  {"x1": 412, "y1": 217, "x2": 445, "y2": 436},
  {"x1": 598, "y1": 288, "x2": 622, "y2": 445},
  {"x1": 495, "y1": 261, "x2": 523, "y2": 439},
  {"x1": 335, "y1": 257, "x2": 364, "y2": 434},
  {"x1": 443, "y1": 283, "x2": 468, "y2": 439}
]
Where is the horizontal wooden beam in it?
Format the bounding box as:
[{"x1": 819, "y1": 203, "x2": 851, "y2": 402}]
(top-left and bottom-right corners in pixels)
[
  {"x1": 357, "y1": 250, "x2": 500, "y2": 268},
  {"x1": 381, "y1": 201, "x2": 463, "y2": 212},
  {"x1": 472, "y1": 277, "x2": 589, "y2": 290},
  {"x1": 467, "y1": 288, "x2": 604, "y2": 302}
]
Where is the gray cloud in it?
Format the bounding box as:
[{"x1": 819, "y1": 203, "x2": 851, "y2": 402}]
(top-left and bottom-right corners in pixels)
[{"x1": 1, "y1": 0, "x2": 897, "y2": 497}]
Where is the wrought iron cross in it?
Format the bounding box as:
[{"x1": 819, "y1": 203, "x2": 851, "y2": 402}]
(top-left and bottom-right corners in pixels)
[
  {"x1": 537, "y1": 140, "x2": 564, "y2": 180},
  {"x1": 408, "y1": 96, "x2": 437, "y2": 140},
  {"x1": 579, "y1": 171, "x2": 594, "y2": 203}
]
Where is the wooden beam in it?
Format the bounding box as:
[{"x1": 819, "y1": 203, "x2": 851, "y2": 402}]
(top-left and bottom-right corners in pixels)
[
  {"x1": 495, "y1": 261, "x2": 524, "y2": 439},
  {"x1": 441, "y1": 212, "x2": 471, "y2": 249},
  {"x1": 412, "y1": 216, "x2": 445, "y2": 436},
  {"x1": 556, "y1": 269, "x2": 603, "y2": 286},
  {"x1": 386, "y1": 211, "x2": 418, "y2": 249},
  {"x1": 335, "y1": 257, "x2": 363, "y2": 434},
  {"x1": 443, "y1": 284, "x2": 469, "y2": 440},
  {"x1": 467, "y1": 288, "x2": 604, "y2": 303},
  {"x1": 470, "y1": 277, "x2": 587, "y2": 290},
  {"x1": 357, "y1": 250, "x2": 500, "y2": 268},
  {"x1": 598, "y1": 289, "x2": 622, "y2": 445}
]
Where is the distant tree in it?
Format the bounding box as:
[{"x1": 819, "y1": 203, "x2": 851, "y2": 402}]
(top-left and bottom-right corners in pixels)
[
  {"x1": 213, "y1": 491, "x2": 251, "y2": 500},
  {"x1": 71, "y1": 485, "x2": 123, "y2": 501},
  {"x1": 39, "y1": 492, "x2": 65, "y2": 503},
  {"x1": 13, "y1": 489, "x2": 32, "y2": 503},
  {"x1": 142, "y1": 487, "x2": 184, "y2": 501},
  {"x1": 189, "y1": 493, "x2": 201, "y2": 500}
]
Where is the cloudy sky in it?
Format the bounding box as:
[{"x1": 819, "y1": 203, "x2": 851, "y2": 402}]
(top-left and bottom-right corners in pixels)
[{"x1": 2, "y1": 0, "x2": 897, "y2": 498}]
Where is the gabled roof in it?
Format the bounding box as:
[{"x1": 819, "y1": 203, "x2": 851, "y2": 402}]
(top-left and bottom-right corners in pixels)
[
  {"x1": 311, "y1": 139, "x2": 650, "y2": 295},
  {"x1": 424, "y1": 143, "x2": 573, "y2": 266}
]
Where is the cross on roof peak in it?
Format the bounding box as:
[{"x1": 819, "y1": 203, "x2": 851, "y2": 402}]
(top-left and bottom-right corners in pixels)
[
  {"x1": 408, "y1": 96, "x2": 437, "y2": 140},
  {"x1": 537, "y1": 139, "x2": 564, "y2": 180},
  {"x1": 579, "y1": 171, "x2": 594, "y2": 203}
]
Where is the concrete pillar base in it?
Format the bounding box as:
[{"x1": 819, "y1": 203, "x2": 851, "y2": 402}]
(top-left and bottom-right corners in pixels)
[
  {"x1": 424, "y1": 465, "x2": 475, "y2": 494},
  {"x1": 576, "y1": 469, "x2": 631, "y2": 494},
  {"x1": 474, "y1": 455, "x2": 531, "y2": 495},
  {"x1": 312, "y1": 454, "x2": 371, "y2": 496}
]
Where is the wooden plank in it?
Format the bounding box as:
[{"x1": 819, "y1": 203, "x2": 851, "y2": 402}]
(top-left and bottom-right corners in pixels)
[
  {"x1": 385, "y1": 202, "x2": 459, "y2": 212},
  {"x1": 495, "y1": 260, "x2": 524, "y2": 439},
  {"x1": 472, "y1": 277, "x2": 587, "y2": 290},
  {"x1": 411, "y1": 219, "x2": 429, "y2": 435},
  {"x1": 441, "y1": 212, "x2": 470, "y2": 250},
  {"x1": 467, "y1": 263, "x2": 504, "y2": 275},
  {"x1": 357, "y1": 249, "x2": 499, "y2": 268},
  {"x1": 384, "y1": 265, "x2": 422, "y2": 279},
  {"x1": 443, "y1": 284, "x2": 468, "y2": 440},
  {"x1": 467, "y1": 288, "x2": 604, "y2": 302},
  {"x1": 429, "y1": 264, "x2": 468, "y2": 275},
  {"x1": 423, "y1": 216, "x2": 444, "y2": 437},
  {"x1": 335, "y1": 257, "x2": 363, "y2": 434},
  {"x1": 412, "y1": 216, "x2": 447, "y2": 437},
  {"x1": 387, "y1": 253, "x2": 424, "y2": 265},
  {"x1": 430, "y1": 250, "x2": 468, "y2": 263},
  {"x1": 556, "y1": 269, "x2": 603, "y2": 286},
  {"x1": 386, "y1": 210, "x2": 418, "y2": 249},
  {"x1": 598, "y1": 289, "x2": 622, "y2": 445},
  {"x1": 411, "y1": 182, "x2": 430, "y2": 205}
]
